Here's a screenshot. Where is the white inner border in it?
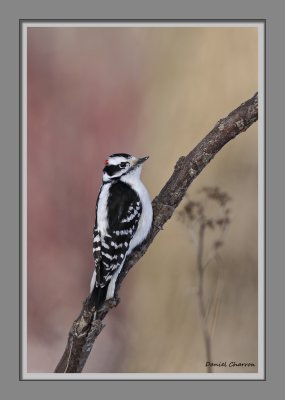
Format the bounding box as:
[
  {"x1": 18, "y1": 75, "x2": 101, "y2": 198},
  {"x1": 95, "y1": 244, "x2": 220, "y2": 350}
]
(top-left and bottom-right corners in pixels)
[{"x1": 21, "y1": 21, "x2": 265, "y2": 380}]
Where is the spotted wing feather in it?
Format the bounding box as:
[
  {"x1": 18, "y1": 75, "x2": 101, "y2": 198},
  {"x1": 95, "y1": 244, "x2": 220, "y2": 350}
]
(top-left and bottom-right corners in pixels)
[{"x1": 92, "y1": 182, "x2": 142, "y2": 308}]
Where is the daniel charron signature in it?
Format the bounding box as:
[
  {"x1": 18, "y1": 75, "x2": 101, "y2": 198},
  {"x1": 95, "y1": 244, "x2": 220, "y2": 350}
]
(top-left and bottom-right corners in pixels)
[{"x1": 206, "y1": 361, "x2": 256, "y2": 368}]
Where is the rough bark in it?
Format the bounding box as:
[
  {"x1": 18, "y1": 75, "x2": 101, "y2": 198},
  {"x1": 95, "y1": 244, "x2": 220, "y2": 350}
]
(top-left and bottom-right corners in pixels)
[{"x1": 55, "y1": 92, "x2": 258, "y2": 373}]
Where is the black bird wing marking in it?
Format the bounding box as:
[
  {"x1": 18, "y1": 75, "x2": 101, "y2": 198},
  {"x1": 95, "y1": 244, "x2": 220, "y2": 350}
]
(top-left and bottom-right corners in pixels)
[{"x1": 92, "y1": 182, "x2": 142, "y2": 307}]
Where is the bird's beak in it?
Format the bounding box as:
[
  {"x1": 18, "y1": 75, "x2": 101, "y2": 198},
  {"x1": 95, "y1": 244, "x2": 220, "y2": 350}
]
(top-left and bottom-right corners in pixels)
[{"x1": 135, "y1": 156, "x2": 149, "y2": 165}]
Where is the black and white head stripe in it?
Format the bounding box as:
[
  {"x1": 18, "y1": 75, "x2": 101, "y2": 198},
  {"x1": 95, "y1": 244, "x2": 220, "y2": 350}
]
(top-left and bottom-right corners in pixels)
[
  {"x1": 109, "y1": 153, "x2": 132, "y2": 159},
  {"x1": 103, "y1": 154, "x2": 132, "y2": 181},
  {"x1": 102, "y1": 153, "x2": 149, "y2": 182}
]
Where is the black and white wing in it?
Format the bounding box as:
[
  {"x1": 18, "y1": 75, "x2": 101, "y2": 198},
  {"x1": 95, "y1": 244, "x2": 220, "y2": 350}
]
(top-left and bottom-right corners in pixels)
[{"x1": 92, "y1": 182, "x2": 142, "y2": 308}]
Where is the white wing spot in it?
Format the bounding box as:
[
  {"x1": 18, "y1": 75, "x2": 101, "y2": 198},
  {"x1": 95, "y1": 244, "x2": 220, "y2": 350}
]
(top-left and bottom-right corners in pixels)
[
  {"x1": 93, "y1": 234, "x2": 100, "y2": 242},
  {"x1": 104, "y1": 274, "x2": 112, "y2": 282},
  {"x1": 110, "y1": 242, "x2": 123, "y2": 249},
  {"x1": 122, "y1": 211, "x2": 139, "y2": 223},
  {"x1": 102, "y1": 252, "x2": 112, "y2": 260}
]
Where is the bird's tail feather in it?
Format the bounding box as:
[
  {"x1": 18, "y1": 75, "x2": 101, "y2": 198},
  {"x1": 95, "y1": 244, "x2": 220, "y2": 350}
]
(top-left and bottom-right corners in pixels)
[{"x1": 90, "y1": 285, "x2": 108, "y2": 320}]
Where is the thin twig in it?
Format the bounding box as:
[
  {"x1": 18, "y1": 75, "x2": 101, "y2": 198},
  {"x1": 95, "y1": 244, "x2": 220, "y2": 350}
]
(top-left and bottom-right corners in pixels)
[
  {"x1": 55, "y1": 92, "x2": 258, "y2": 373},
  {"x1": 196, "y1": 224, "x2": 213, "y2": 373}
]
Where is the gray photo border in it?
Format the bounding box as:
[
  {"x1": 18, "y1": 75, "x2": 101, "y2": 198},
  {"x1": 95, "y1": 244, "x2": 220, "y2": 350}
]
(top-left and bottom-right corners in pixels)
[
  {"x1": 19, "y1": 18, "x2": 265, "y2": 382},
  {"x1": 1, "y1": 0, "x2": 284, "y2": 398}
]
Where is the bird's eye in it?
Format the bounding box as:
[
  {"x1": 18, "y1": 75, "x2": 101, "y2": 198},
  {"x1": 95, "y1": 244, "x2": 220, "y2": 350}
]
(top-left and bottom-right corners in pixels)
[{"x1": 119, "y1": 162, "x2": 129, "y2": 169}]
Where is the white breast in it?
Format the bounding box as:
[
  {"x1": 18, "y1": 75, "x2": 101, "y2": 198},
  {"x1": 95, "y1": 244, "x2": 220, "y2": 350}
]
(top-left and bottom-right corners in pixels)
[{"x1": 121, "y1": 169, "x2": 153, "y2": 253}]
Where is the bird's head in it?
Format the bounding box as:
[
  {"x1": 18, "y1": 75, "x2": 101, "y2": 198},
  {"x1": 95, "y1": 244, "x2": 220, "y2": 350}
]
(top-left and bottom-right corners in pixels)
[{"x1": 102, "y1": 153, "x2": 149, "y2": 182}]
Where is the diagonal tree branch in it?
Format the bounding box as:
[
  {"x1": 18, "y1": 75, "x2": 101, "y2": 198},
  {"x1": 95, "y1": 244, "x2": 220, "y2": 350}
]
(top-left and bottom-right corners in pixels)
[{"x1": 55, "y1": 92, "x2": 258, "y2": 373}]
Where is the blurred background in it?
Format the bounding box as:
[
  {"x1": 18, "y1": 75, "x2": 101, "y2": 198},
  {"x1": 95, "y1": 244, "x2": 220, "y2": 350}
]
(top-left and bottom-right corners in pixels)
[{"x1": 27, "y1": 26, "x2": 258, "y2": 373}]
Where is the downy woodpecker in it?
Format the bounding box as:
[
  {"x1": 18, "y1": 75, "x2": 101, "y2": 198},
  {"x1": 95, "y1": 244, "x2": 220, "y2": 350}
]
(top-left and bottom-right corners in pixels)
[{"x1": 90, "y1": 153, "x2": 153, "y2": 312}]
